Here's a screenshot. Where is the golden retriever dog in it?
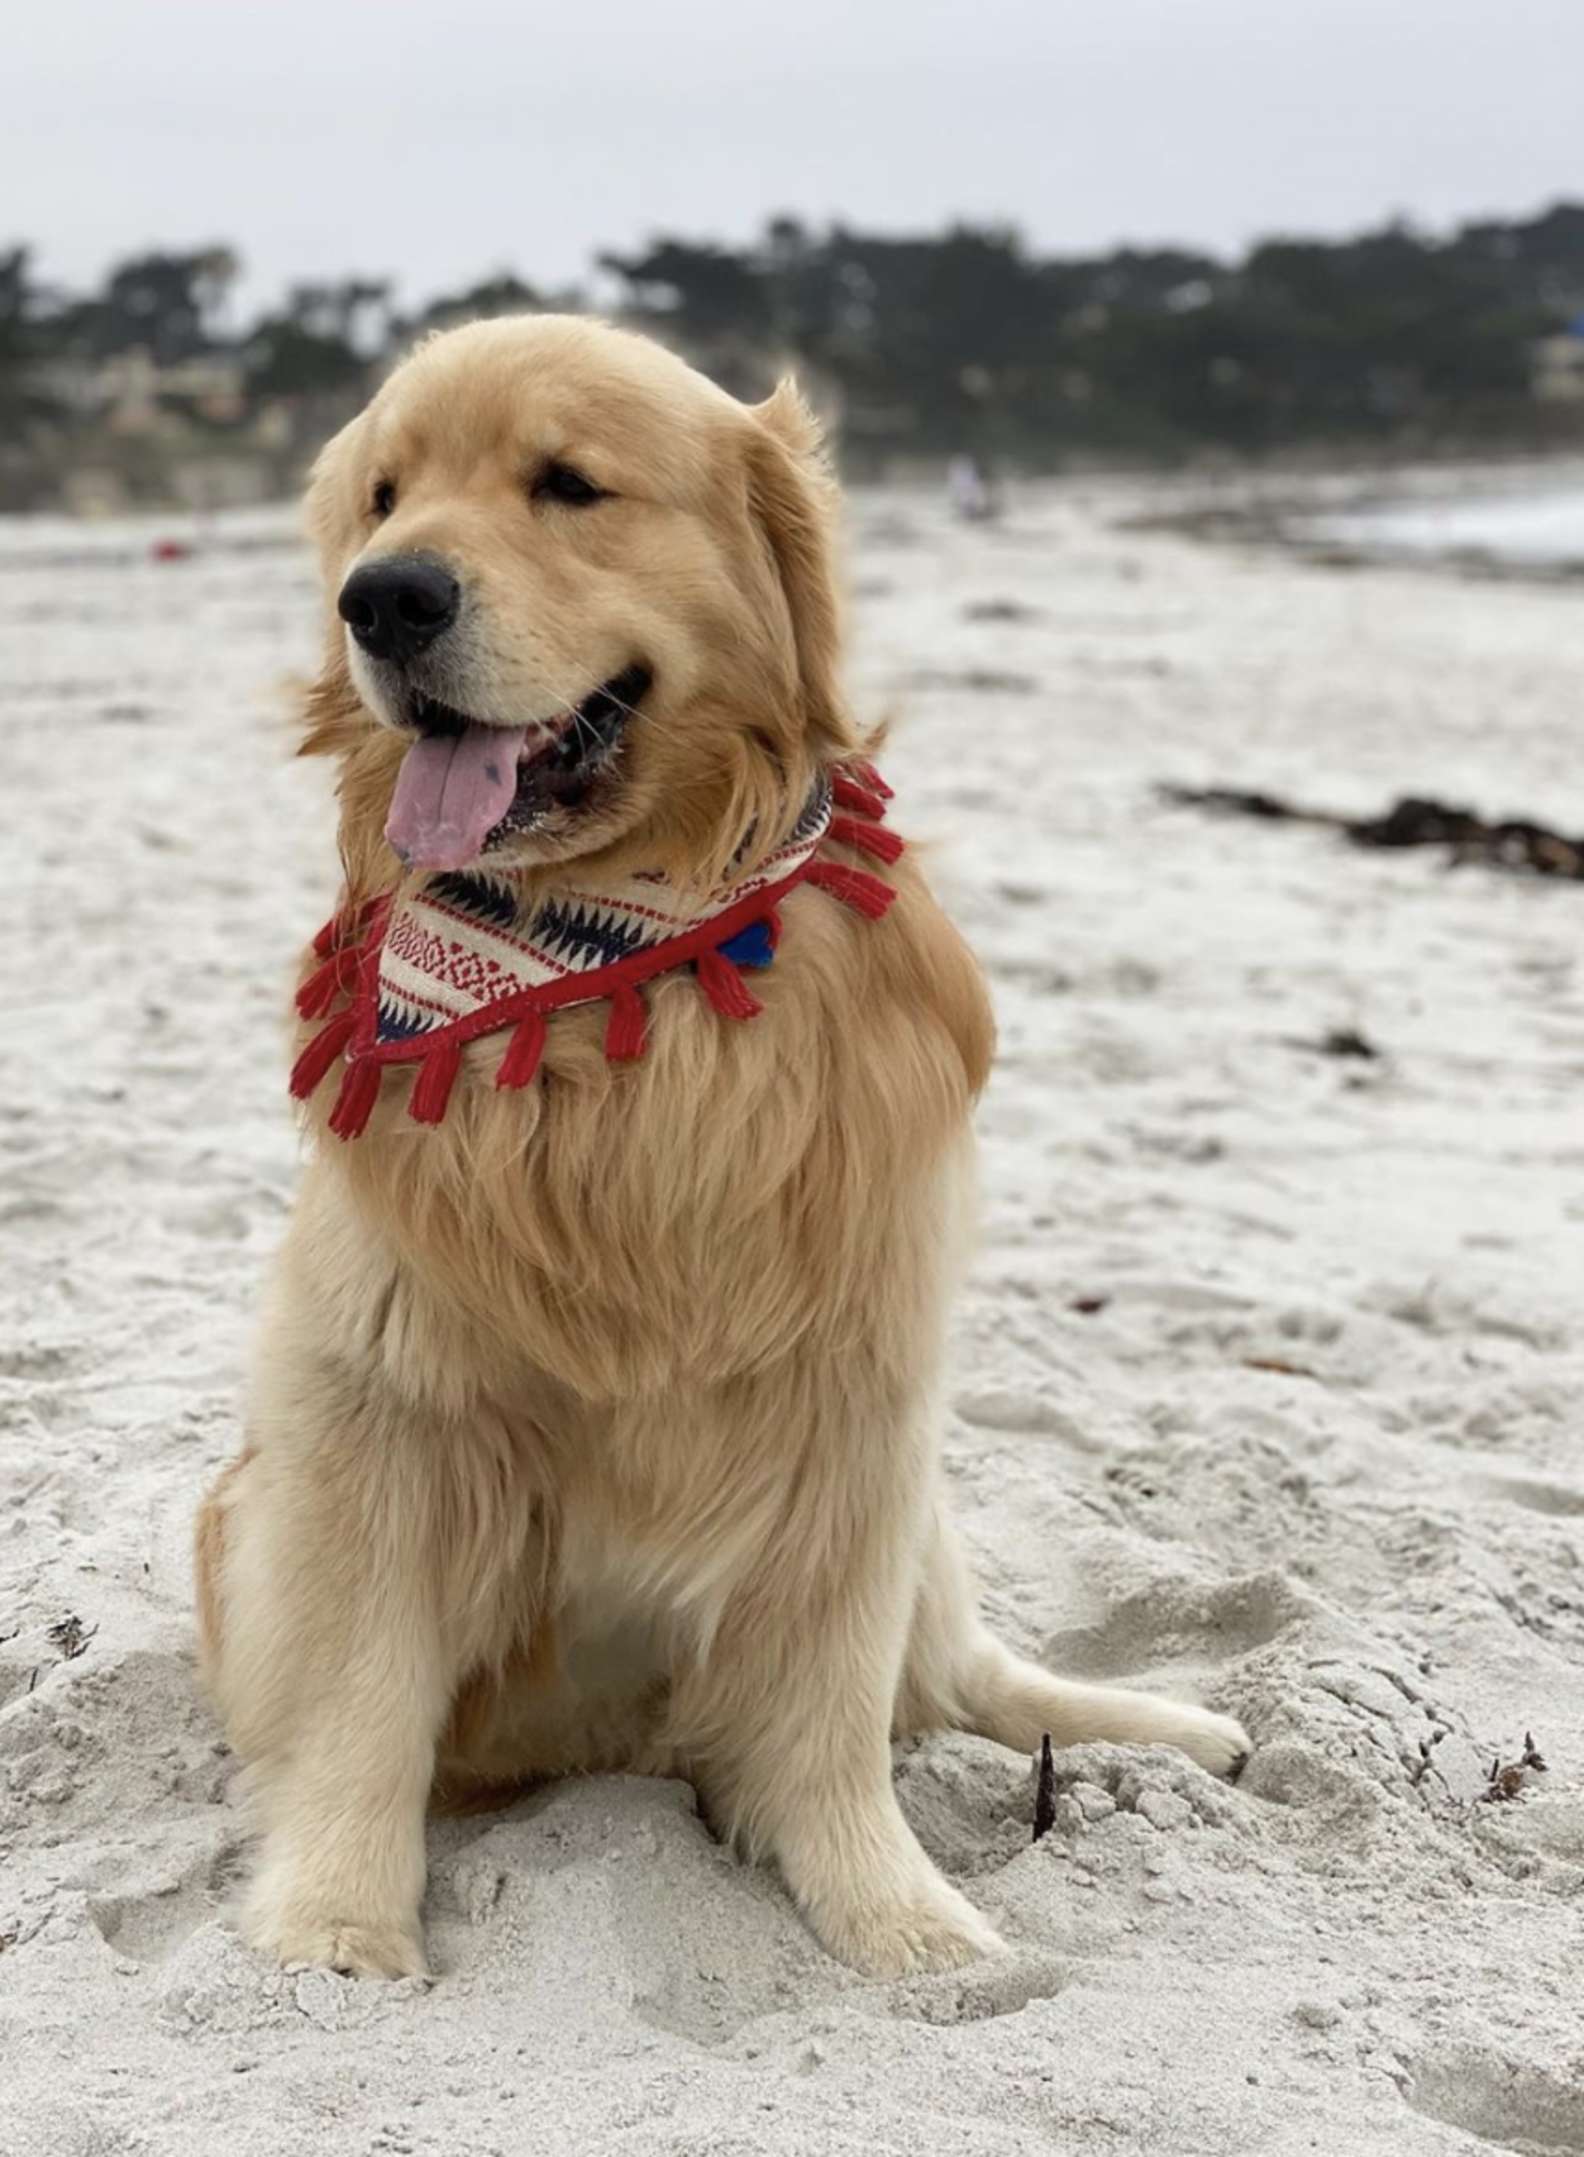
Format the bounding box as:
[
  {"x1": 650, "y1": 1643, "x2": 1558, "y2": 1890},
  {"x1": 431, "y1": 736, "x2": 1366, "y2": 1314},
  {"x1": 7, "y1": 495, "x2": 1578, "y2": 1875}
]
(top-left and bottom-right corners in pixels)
[{"x1": 194, "y1": 316, "x2": 1249, "y2": 1982}]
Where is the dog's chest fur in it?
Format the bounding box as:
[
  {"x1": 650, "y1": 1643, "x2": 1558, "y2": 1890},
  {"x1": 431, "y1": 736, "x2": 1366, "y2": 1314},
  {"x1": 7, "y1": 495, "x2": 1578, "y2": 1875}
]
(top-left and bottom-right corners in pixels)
[{"x1": 308, "y1": 862, "x2": 991, "y2": 1413}]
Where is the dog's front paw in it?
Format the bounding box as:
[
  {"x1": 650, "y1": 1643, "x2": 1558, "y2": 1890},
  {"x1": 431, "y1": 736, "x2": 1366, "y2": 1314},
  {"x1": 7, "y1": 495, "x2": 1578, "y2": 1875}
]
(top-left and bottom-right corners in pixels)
[
  {"x1": 1161, "y1": 1703, "x2": 1252, "y2": 1780},
  {"x1": 242, "y1": 1887, "x2": 428, "y2": 1980},
  {"x1": 813, "y1": 1874, "x2": 1005, "y2": 1979}
]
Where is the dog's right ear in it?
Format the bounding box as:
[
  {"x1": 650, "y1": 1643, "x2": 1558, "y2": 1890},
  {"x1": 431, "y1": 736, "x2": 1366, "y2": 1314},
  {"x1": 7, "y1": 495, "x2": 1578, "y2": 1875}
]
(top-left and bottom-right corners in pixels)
[
  {"x1": 296, "y1": 651, "x2": 364, "y2": 761},
  {"x1": 298, "y1": 418, "x2": 367, "y2": 761},
  {"x1": 303, "y1": 413, "x2": 363, "y2": 565},
  {"x1": 294, "y1": 411, "x2": 409, "y2": 897}
]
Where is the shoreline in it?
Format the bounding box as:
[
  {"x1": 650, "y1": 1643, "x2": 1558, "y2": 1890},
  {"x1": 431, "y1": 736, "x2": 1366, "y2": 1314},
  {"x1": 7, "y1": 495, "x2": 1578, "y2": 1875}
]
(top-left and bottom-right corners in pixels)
[{"x1": 1115, "y1": 455, "x2": 1584, "y2": 583}]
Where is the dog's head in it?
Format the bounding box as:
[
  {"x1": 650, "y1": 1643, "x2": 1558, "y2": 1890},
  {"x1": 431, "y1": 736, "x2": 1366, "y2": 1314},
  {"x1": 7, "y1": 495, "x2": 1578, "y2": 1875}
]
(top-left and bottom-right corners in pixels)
[{"x1": 302, "y1": 315, "x2": 853, "y2": 894}]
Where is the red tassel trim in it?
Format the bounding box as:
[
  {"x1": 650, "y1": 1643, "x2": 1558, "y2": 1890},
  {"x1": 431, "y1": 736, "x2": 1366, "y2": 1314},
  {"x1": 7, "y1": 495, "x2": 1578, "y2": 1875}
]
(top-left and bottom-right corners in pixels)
[
  {"x1": 496, "y1": 1010, "x2": 547, "y2": 1090},
  {"x1": 295, "y1": 945, "x2": 360, "y2": 1019},
  {"x1": 408, "y1": 1034, "x2": 462, "y2": 1124},
  {"x1": 849, "y1": 757, "x2": 894, "y2": 802},
  {"x1": 806, "y1": 859, "x2": 898, "y2": 921},
  {"x1": 829, "y1": 813, "x2": 905, "y2": 866},
  {"x1": 296, "y1": 964, "x2": 336, "y2": 1020},
  {"x1": 696, "y1": 947, "x2": 764, "y2": 1022},
  {"x1": 831, "y1": 773, "x2": 890, "y2": 820},
  {"x1": 289, "y1": 1010, "x2": 355, "y2": 1101},
  {"x1": 327, "y1": 1056, "x2": 382, "y2": 1140},
  {"x1": 311, "y1": 898, "x2": 377, "y2": 963},
  {"x1": 605, "y1": 985, "x2": 648, "y2": 1062}
]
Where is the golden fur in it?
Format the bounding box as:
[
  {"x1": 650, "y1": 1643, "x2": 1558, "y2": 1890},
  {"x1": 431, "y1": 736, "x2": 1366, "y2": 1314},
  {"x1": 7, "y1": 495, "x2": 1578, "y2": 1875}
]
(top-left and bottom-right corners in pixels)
[{"x1": 195, "y1": 316, "x2": 1248, "y2": 1981}]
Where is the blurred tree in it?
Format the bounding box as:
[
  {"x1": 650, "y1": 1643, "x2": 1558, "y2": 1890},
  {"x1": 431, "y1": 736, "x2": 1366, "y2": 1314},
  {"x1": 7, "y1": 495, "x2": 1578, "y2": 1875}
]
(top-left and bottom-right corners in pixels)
[
  {"x1": 398, "y1": 273, "x2": 542, "y2": 339},
  {"x1": 52, "y1": 246, "x2": 239, "y2": 363},
  {"x1": 283, "y1": 279, "x2": 393, "y2": 352},
  {"x1": 600, "y1": 238, "x2": 774, "y2": 342},
  {"x1": 243, "y1": 278, "x2": 391, "y2": 397},
  {"x1": 0, "y1": 246, "x2": 49, "y2": 420}
]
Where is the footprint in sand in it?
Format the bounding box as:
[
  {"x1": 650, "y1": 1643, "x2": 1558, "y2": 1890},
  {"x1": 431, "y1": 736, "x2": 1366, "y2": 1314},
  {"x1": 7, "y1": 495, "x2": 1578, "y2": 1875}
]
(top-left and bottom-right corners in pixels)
[
  {"x1": 1406, "y1": 2044, "x2": 1584, "y2": 2156},
  {"x1": 1040, "y1": 1570, "x2": 1311, "y2": 1682}
]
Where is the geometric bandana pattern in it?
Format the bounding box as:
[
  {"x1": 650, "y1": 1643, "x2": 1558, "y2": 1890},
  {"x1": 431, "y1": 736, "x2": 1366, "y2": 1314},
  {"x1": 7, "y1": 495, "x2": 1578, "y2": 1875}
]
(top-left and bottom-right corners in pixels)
[{"x1": 374, "y1": 774, "x2": 833, "y2": 1045}]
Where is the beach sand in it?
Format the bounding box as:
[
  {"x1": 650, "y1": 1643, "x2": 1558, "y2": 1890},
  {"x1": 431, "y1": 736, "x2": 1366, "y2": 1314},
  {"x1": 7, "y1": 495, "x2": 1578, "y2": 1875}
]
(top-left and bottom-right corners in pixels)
[{"x1": 3, "y1": 483, "x2": 1582, "y2": 2156}]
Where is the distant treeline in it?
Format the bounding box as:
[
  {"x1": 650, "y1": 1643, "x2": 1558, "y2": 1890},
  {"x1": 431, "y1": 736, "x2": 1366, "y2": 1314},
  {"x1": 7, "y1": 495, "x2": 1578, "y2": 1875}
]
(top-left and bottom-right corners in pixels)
[
  {"x1": 3, "y1": 203, "x2": 1584, "y2": 507},
  {"x1": 602, "y1": 206, "x2": 1584, "y2": 456}
]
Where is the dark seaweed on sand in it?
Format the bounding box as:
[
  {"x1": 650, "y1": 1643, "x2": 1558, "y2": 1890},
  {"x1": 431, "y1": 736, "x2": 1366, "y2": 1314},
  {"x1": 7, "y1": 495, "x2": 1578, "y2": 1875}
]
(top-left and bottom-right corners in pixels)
[{"x1": 1160, "y1": 786, "x2": 1584, "y2": 882}]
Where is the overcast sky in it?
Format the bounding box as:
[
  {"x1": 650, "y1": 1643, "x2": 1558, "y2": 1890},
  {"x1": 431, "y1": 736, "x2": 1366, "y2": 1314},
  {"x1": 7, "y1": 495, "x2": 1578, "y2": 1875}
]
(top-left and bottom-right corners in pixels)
[{"x1": 8, "y1": 0, "x2": 1581, "y2": 313}]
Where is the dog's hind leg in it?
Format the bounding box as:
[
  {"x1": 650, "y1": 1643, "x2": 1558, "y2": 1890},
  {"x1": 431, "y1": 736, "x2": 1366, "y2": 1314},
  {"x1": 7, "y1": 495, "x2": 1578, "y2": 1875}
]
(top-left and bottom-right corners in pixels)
[{"x1": 896, "y1": 1496, "x2": 1250, "y2": 1778}]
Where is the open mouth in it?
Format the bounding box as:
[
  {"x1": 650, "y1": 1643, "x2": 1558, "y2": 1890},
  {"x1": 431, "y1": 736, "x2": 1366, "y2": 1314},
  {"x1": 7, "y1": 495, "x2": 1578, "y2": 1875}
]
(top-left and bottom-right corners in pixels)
[{"x1": 384, "y1": 664, "x2": 652, "y2": 872}]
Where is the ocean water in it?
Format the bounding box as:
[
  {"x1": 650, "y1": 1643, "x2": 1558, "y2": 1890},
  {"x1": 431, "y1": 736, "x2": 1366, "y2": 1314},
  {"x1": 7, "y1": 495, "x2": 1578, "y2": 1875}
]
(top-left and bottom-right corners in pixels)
[{"x1": 1302, "y1": 476, "x2": 1584, "y2": 568}]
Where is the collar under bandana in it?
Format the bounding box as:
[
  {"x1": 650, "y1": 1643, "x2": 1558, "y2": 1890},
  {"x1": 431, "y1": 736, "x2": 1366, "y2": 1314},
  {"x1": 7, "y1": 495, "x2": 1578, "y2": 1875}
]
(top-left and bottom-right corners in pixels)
[{"x1": 289, "y1": 761, "x2": 902, "y2": 1138}]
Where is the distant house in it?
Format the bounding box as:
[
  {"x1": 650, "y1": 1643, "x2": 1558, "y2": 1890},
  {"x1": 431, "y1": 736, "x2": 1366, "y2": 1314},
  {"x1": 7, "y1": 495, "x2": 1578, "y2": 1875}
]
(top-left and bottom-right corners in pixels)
[
  {"x1": 16, "y1": 342, "x2": 325, "y2": 514},
  {"x1": 1532, "y1": 312, "x2": 1584, "y2": 402},
  {"x1": 31, "y1": 346, "x2": 247, "y2": 432}
]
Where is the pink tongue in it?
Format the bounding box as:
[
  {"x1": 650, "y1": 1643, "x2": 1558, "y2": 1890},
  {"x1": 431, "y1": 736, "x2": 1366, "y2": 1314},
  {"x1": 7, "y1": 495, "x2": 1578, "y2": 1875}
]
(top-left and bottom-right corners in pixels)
[{"x1": 385, "y1": 723, "x2": 529, "y2": 871}]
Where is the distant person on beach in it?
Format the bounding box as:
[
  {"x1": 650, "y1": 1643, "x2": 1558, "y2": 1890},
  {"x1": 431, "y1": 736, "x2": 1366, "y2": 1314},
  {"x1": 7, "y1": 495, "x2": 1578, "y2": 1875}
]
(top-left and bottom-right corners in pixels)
[{"x1": 946, "y1": 453, "x2": 999, "y2": 523}]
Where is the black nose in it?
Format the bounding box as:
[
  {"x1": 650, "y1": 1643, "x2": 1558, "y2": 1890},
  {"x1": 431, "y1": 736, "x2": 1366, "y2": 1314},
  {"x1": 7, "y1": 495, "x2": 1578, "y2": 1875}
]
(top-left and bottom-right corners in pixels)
[{"x1": 338, "y1": 556, "x2": 460, "y2": 664}]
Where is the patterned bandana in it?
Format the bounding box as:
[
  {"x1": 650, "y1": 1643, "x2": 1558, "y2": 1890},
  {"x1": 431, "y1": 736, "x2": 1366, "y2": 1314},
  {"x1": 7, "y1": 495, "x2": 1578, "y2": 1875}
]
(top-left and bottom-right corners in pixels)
[{"x1": 290, "y1": 761, "x2": 902, "y2": 1138}]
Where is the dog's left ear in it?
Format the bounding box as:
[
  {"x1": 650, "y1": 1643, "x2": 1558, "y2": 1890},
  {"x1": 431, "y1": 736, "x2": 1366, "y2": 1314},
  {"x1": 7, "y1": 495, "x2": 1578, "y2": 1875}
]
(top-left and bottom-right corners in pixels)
[{"x1": 747, "y1": 379, "x2": 856, "y2": 759}]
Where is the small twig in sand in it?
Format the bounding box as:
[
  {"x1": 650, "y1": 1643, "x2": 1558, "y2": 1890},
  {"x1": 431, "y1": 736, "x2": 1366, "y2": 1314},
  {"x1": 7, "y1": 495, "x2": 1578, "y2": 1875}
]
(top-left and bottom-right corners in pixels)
[
  {"x1": 1408, "y1": 1728, "x2": 1450, "y2": 1795},
  {"x1": 1033, "y1": 1733, "x2": 1057, "y2": 1842},
  {"x1": 46, "y1": 1615, "x2": 97, "y2": 1662},
  {"x1": 1483, "y1": 1732, "x2": 1548, "y2": 1803}
]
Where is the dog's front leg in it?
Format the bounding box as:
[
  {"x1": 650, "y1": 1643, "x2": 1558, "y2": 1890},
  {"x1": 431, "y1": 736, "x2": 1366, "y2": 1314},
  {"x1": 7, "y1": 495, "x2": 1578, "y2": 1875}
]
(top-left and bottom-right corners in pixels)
[
  {"x1": 670, "y1": 1386, "x2": 1004, "y2": 1978},
  {"x1": 210, "y1": 1358, "x2": 452, "y2": 1980}
]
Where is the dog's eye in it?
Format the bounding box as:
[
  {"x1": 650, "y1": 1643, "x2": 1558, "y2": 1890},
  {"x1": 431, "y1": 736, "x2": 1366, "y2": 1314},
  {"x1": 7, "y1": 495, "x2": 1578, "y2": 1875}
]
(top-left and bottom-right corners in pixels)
[
  {"x1": 370, "y1": 479, "x2": 396, "y2": 519},
  {"x1": 534, "y1": 462, "x2": 606, "y2": 507}
]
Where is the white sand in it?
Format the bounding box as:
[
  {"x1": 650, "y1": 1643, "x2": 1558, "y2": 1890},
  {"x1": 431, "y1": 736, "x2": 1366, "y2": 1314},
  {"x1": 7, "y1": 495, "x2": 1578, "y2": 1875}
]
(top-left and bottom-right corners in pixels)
[{"x1": 3, "y1": 485, "x2": 1583, "y2": 2157}]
